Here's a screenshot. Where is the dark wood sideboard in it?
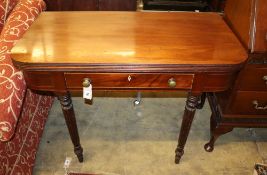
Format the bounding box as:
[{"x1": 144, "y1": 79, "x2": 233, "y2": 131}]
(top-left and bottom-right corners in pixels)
[
  {"x1": 43, "y1": 0, "x2": 225, "y2": 12},
  {"x1": 44, "y1": 0, "x2": 137, "y2": 11},
  {"x1": 143, "y1": 0, "x2": 225, "y2": 12},
  {"x1": 205, "y1": 0, "x2": 267, "y2": 152}
]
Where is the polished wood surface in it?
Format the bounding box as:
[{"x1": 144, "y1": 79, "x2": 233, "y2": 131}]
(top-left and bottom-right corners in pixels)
[
  {"x1": 224, "y1": 0, "x2": 267, "y2": 52},
  {"x1": 253, "y1": 0, "x2": 267, "y2": 52},
  {"x1": 12, "y1": 12, "x2": 247, "y2": 66},
  {"x1": 224, "y1": 0, "x2": 253, "y2": 50}
]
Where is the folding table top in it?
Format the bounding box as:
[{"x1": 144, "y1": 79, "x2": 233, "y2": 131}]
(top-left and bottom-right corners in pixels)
[{"x1": 12, "y1": 12, "x2": 247, "y2": 66}]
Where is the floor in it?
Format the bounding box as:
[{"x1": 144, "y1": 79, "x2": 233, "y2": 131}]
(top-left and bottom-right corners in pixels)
[{"x1": 33, "y1": 92, "x2": 267, "y2": 175}]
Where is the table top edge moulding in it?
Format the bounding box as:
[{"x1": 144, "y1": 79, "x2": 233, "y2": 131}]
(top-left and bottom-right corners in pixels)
[{"x1": 11, "y1": 62, "x2": 246, "y2": 73}]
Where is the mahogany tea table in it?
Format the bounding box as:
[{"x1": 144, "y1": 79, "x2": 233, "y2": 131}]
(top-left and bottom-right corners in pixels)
[{"x1": 11, "y1": 12, "x2": 247, "y2": 163}]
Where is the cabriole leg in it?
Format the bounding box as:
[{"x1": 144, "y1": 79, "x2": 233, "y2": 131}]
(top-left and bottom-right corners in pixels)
[{"x1": 204, "y1": 114, "x2": 233, "y2": 152}]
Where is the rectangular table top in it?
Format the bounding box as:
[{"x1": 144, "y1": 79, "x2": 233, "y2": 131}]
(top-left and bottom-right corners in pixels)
[{"x1": 12, "y1": 12, "x2": 247, "y2": 66}]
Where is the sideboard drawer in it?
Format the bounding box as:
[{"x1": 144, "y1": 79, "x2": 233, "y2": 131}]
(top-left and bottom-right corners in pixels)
[
  {"x1": 65, "y1": 73, "x2": 194, "y2": 90},
  {"x1": 239, "y1": 68, "x2": 267, "y2": 91},
  {"x1": 229, "y1": 91, "x2": 267, "y2": 115}
]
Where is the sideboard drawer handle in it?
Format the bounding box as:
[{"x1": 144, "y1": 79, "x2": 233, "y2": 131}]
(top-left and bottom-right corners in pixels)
[
  {"x1": 168, "y1": 78, "x2": 176, "y2": 88},
  {"x1": 252, "y1": 100, "x2": 267, "y2": 110},
  {"x1": 263, "y1": 75, "x2": 267, "y2": 84}
]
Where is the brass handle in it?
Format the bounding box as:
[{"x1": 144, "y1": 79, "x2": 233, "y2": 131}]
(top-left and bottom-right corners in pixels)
[
  {"x1": 263, "y1": 75, "x2": 267, "y2": 84},
  {"x1": 252, "y1": 100, "x2": 267, "y2": 110},
  {"x1": 168, "y1": 78, "x2": 176, "y2": 88},
  {"x1": 82, "y1": 78, "x2": 91, "y2": 87}
]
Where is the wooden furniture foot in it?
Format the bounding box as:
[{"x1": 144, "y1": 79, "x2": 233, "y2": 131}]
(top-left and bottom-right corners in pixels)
[
  {"x1": 204, "y1": 114, "x2": 233, "y2": 152},
  {"x1": 58, "y1": 92, "x2": 84, "y2": 162},
  {"x1": 175, "y1": 92, "x2": 200, "y2": 164},
  {"x1": 204, "y1": 126, "x2": 233, "y2": 152}
]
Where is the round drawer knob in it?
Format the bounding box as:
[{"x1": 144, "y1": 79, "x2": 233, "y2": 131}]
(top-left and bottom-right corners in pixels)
[
  {"x1": 82, "y1": 78, "x2": 91, "y2": 87},
  {"x1": 168, "y1": 78, "x2": 176, "y2": 88}
]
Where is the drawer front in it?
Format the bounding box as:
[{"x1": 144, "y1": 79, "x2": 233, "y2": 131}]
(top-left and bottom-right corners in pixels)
[
  {"x1": 65, "y1": 73, "x2": 194, "y2": 90},
  {"x1": 239, "y1": 68, "x2": 267, "y2": 91},
  {"x1": 230, "y1": 91, "x2": 267, "y2": 115}
]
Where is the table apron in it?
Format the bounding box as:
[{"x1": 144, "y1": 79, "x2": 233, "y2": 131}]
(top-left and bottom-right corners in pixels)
[{"x1": 23, "y1": 71, "x2": 236, "y2": 92}]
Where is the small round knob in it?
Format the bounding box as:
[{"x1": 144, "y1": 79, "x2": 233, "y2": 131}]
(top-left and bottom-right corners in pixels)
[
  {"x1": 263, "y1": 75, "x2": 267, "y2": 82},
  {"x1": 168, "y1": 78, "x2": 176, "y2": 88},
  {"x1": 82, "y1": 78, "x2": 91, "y2": 87}
]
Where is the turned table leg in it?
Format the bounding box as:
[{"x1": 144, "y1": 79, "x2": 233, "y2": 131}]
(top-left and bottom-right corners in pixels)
[
  {"x1": 175, "y1": 92, "x2": 200, "y2": 164},
  {"x1": 58, "y1": 92, "x2": 83, "y2": 162}
]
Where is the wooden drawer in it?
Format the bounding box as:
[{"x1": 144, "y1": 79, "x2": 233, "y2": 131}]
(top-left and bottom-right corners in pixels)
[
  {"x1": 65, "y1": 73, "x2": 194, "y2": 90},
  {"x1": 239, "y1": 68, "x2": 267, "y2": 91},
  {"x1": 229, "y1": 91, "x2": 267, "y2": 115}
]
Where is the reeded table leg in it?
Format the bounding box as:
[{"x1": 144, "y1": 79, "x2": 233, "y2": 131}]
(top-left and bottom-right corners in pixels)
[
  {"x1": 175, "y1": 92, "x2": 200, "y2": 164},
  {"x1": 58, "y1": 92, "x2": 83, "y2": 162}
]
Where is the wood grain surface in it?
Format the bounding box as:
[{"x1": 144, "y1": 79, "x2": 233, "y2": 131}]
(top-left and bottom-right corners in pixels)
[
  {"x1": 253, "y1": 0, "x2": 267, "y2": 52},
  {"x1": 12, "y1": 12, "x2": 247, "y2": 65},
  {"x1": 224, "y1": 0, "x2": 253, "y2": 50},
  {"x1": 224, "y1": 0, "x2": 267, "y2": 52}
]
